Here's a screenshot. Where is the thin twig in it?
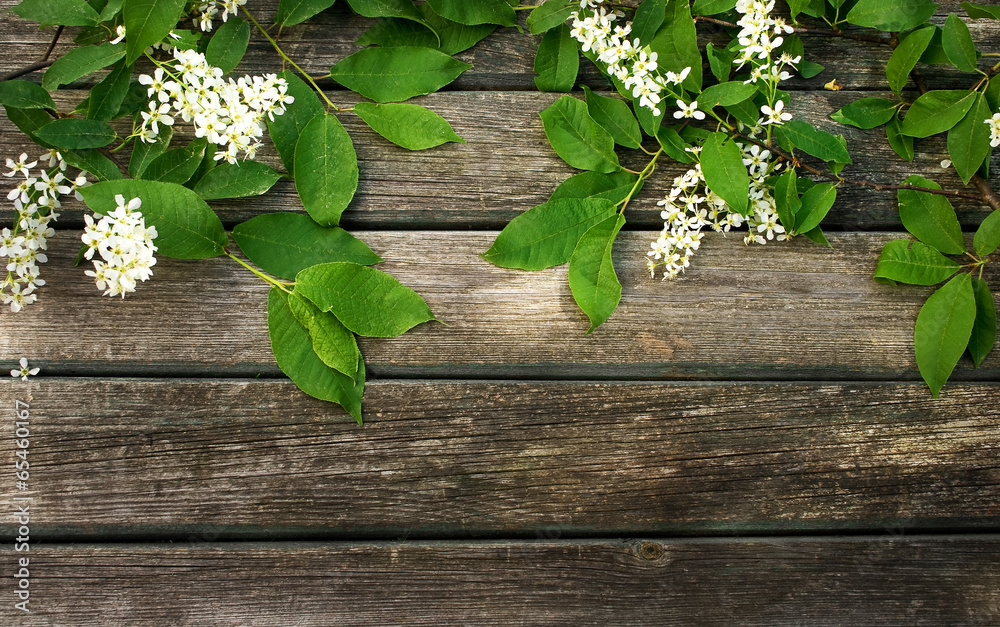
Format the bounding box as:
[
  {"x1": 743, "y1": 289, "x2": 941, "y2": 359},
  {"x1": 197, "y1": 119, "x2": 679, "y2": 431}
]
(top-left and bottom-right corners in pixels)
[{"x1": 0, "y1": 26, "x2": 64, "y2": 82}]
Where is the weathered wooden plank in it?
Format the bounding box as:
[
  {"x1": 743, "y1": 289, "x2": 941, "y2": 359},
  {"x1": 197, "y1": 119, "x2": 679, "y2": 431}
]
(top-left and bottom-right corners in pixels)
[
  {"x1": 1, "y1": 231, "x2": 997, "y2": 379},
  {"x1": 0, "y1": 91, "x2": 996, "y2": 229},
  {"x1": 1, "y1": 379, "x2": 998, "y2": 537},
  {"x1": 4, "y1": 538, "x2": 999, "y2": 625},
  {"x1": 0, "y1": 0, "x2": 992, "y2": 91}
]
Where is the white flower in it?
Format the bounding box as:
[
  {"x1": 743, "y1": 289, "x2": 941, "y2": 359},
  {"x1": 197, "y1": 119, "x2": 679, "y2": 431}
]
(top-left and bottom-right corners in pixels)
[
  {"x1": 940, "y1": 159, "x2": 952, "y2": 169},
  {"x1": 987, "y1": 113, "x2": 1000, "y2": 148},
  {"x1": 10, "y1": 358, "x2": 39, "y2": 381},
  {"x1": 674, "y1": 99, "x2": 705, "y2": 120},
  {"x1": 5, "y1": 153, "x2": 37, "y2": 178},
  {"x1": 111, "y1": 25, "x2": 126, "y2": 44},
  {"x1": 82, "y1": 195, "x2": 158, "y2": 298},
  {"x1": 760, "y1": 100, "x2": 792, "y2": 125}
]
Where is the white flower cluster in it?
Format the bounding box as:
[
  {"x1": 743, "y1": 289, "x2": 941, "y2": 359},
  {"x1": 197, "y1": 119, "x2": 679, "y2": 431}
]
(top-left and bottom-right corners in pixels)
[
  {"x1": 568, "y1": 0, "x2": 693, "y2": 117},
  {"x1": 195, "y1": 0, "x2": 247, "y2": 32},
  {"x1": 987, "y1": 113, "x2": 1000, "y2": 148},
  {"x1": 647, "y1": 141, "x2": 786, "y2": 280},
  {"x1": 137, "y1": 47, "x2": 294, "y2": 164},
  {"x1": 81, "y1": 195, "x2": 158, "y2": 298},
  {"x1": 1, "y1": 151, "x2": 89, "y2": 312},
  {"x1": 733, "y1": 0, "x2": 799, "y2": 126}
]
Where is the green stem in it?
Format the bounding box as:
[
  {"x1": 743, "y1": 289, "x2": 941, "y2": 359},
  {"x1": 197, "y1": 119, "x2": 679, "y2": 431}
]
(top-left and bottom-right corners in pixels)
[
  {"x1": 618, "y1": 149, "x2": 662, "y2": 213},
  {"x1": 224, "y1": 248, "x2": 294, "y2": 293}
]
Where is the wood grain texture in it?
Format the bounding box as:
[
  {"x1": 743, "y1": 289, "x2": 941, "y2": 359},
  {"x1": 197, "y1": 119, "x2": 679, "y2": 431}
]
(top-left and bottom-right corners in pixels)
[
  {"x1": 0, "y1": 379, "x2": 998, "y2": 537},
  {"x1": 1, "y1": 231, "x2": 997, "y2": 379},
  {"x1": 4, "y1": 538, "x2": 999, "y2": 625},
  {"x1": 0, "y1": 91, "x2": 996, "y2": 229}
]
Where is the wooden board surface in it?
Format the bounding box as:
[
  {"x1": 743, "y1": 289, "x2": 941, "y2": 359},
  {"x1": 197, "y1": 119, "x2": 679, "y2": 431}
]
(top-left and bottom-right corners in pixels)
[
  {"x1": 1, "y1": 379, "x2": 998, "y2": 538},
  {"x1": 3, "y1": 538, "x2": 999, "y2": 625}
]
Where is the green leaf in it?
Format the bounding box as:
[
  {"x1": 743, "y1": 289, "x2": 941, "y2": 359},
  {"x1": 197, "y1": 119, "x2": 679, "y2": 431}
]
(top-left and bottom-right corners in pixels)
[
  {"x1": 86, "y1": 59, "x2": 131, "y2": 122},
  {"x1": 549, "y1": 171, "x2": 641, "y2": 204},
  {"x1": 13, "y1": 0, "x2": 100, "y2": 26},
  {"x1": 62, "y1": 149, "x2": 125, "y2": 181},
  {"x1": 129, "y1": 126, "x2": 172, "y2": 178},
  {"x1": 193, "y1": 161, "x2": 283, "y2": 200},
  {"x1": 534, "y1": 24, "x2": 580, "y2": 92},
  {"x1": 294, "y1": 113, "x2": 358, "y2": 226},
  {"x1": 692, "y1": 0, "x2": 737, "y2": 16},
  {"x1": 787, "y1": 0, "x2": 810, "y2": 20},
  {"x1": 34, "y1": 118, "x2": 116, "y2": 149},
  {"x1": 346, "y1": 0, "x2": 423, "y2": 21},
  {"x1": 139, "y1": 138, "x2": 207, "y2": 184},
  {"x1": 266, "y1": 70, "x2": 324, "y2": 175},
  {"x1": 886, "y1": 26, "x2": 935, "y2": 94},
  {"x1": 942, "y1": 13, "x2": 979, "y2": 73},
  {"x1": 483, "y1": 198, "x2": 617, "y2": 270},
  {"x1": 706, "y1": 43, "x2": 734, "y2": 82},
  {"x1": 947, "y1": 92, "x2": 992, "y2": 185},
  {"x1": 793, "y1": 182, "x2": 836, "y2": 234},
  {"x1": 268, "y1": 288, "x2": 364, "y2": 423},
  {"x1": 123, "y1": 0, "x2": 187, "y2": 65},
  {"x1": 634, "y1": 96, "x2": 665, "y2": 136},
  {"x1": 425, "y1": 0, "x2": 515, "y2": 26},
  {"x1": 915, "y1": 273, "x2": 976, "y2": 397},
  {"x1": 773, "y1": 170, "x2": 801, "y2": 232},
  {"x1": 582, "y1": 87, "x2": 641, "y2": 150},
  {"x1": 973, "y1": 209, "x2": 1000, "y2": 257},
  {"x1": 277, "y1": 0, "x2": 336, "y2": 27},
  {"x1": 0, "y1": 80, "x2": 56, "y2": 110},
  {"x1": 295, "y1": 262, "x2": 436, "y2": 337},
  {"x1": 355, "y1": 18, "x2": 438, "y2": 48},
  {"x1": 700, "y1": 132, "x2": 749, "y2": 216},
  {"x1": 874, "y1": 239, "x2": 961, "y2": 285},
  {"x1": 897, "y1": 175, "x2": 965, "y2": 254},
  {"x1": 329, "y1": 46, "x2": 472, "y2": 102},
  {"x1": 774, "y1": 120, "x2": 852, "y2": 163},
  {"x1": 798, "y1": 59, "x2": 825, "y2": 79},
  {"x1": 232, "y1": 213, "x2": 382, "y2": 280},
  {"x1": 288, "y1": 290, "x2": 362, "y2": 382},
  {"x1": 920, "y1": 27, "x2": 952, "y2": 65},
  {"x1": 527, "y1": 0, "x2": 574, "y2": 35},
  {"x1": 205, "y1": 16, "x2": 250, "y2": 74},
  {"x1": 3, "y1": 106, "x2": 54, "y2": 147},
  {"x1": 42, "y1": 42, "x2": 125, "y2": 91},
  {"x1": 847, "y1": 0, "x2": 938, "y2": 31},
  {"x1": 723, "y1": 98, "x2": 759, "y2": 127},
  {"x1": 631, "y1": 0, "x2": 665, "y2": 44},
  {"x1": 697, "y1": 81, "x2": 757, "y2": 109},
  {"x1": 80, "y1": 179, "x2": 228, "y2": 258},
  {"x1": 900, "y1": 90, "x2": 977, "y2": 138},
  {"x1": 886, "y1": 114, "x2": 914, "y2": 162},
  {"x1": 969, "y1": 278, "x2": 996, "y2": 367},
  {"x1": 416, "y1": 4, "x2": 495, "y2": 54},
  {"x1": 648, "y1": 0, "x2": 701, "y2": 92},
  {"x1": 569, "y1": 214, "x2": 625, "y2": 333},
  {"x1": 830, "y1": 97, "x2": 897, "y2": 129},
  {"x1": 353, "y1": 102, "x2": 464, "y2": 150},
  {"x1": 802, "y1": 226, "x2": 831, "y2": 247},
  {"x1": 963, "y1": 1, "x2": 1000, "y2": 19},
  {"x1": 539, "y1": 95, "x2": 620, "y2": 173},
  {"x1": 655, "y1": 126, "x2": 695, "y2": 163}
]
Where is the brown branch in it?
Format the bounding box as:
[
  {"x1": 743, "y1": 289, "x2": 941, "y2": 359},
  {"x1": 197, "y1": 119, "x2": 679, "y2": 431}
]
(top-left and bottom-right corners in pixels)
[{"x1": 0, "y1": 26, "x2": 63, "y2": 82}]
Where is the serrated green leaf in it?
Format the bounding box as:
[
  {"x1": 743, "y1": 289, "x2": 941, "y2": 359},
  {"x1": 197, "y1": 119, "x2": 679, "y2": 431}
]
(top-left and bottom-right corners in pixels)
[
  {"x1": 655, "y1": 126, "x2": 695, "y2": 163},
  {"x1": 700, "y1": 132, "x2": 749, "y2": 216},
  {"x1": 943, "y1": 13, "x2": 979, "y2": 73},
  {"x1": 346, "y1": 0, "x2": 422, "y2": 21},
  {"x1": 947, "y1": 92, "x2": 992, "y2": 185},
  {"x1": 847, "y1": 0, "x2": 937, "y2": 31},
  {"x1": 416, "y1": 4, "x2": 495, "y2": 54},
  {"x1": 973, "y1": 209, "x2": 1000, "y2": 257},
  {"x1": 268, "y1": 288, "x2": 364, "y2": 423},
  {"x1": 123, "y1": 0, "x2": 186, "y2": 64},
  {"x1": 266, "y1": 70, "x2": 323, "y2": 175},
  {"x1": 802, "y1": 225, "x2": 831, "y2": 247},
  {"x1": 631, "y1": 0, "x2": 665, "y2": 44},
  {"x1": 963, "y1": 1, "x2": 1000, "y2": 19},
  {"x1": 900, "y1": 90, "x2": 977, "y2": 138},
  {"x1": 549, "y1": 171, "x2": 641, "y2": 204},
  {"x1": 582, "y1": 86, "x2": 641, "y2": 149},
  {"x1": 34, "y1": 118, "x2": 116, "y2": 149},
  {"x1": 232, "y1": 213, "x2": 382, "y2": 280},
  {"x1": 0, "y1": 81, "x2": 56, "y2": 110},
  {"x1": 534, "y1": 24, "x2": 580, "y2": 92},
  {"x1": 425, "y1": 0, "x2": 515, "y2": 26},
  {"x1": 527, "y1": 0, "x2": 574, "y2": 35},
  {"x1": 129, "y1": 126, "x2": 171, "y2": 178},
  {"x1": 295, "y1": 262, "x2": 436, "y2": 337},
  {"x1": 80, "y1": 179, "x2": 227, "y2": 258},
  {"x1": 697, "y1": 81, "x2": 757, "y2": 109},
  {"x1": 62, "y1": 149, "x2": 125, "y2": 181},
  {"x1": 886, "y1": 114, "x2": 914, "y2": 162},
  {"x1": 539, "y1": 95, "x2": 620, "y2": 173},
  {"x1": 3, "y1": 106, "x2": 54, "y2": 148},
  {"x1": 886, "y1": 26, "x2": 935, "y2": 95},
  {"x1": 194, "y1": 161, "x2": 282, "y2": 200},
  {"x1": 294, "y1": 113, "x2": 358, "y2": 226},
  {"x1": 648, "y1": 0, "x2": 701, "y2": 92},
  {"x1": 898, "y1": 175, "x2": 965, "y2": 254},
  {"x1": 692, "y1": 0, "x2": 737, "y2": 15},
  {"x1": 774, "y1": 120, "x2": 852, "y2": 163},
  {"x1": 969, "y1": 278, "x2": 997, "y2": 367},
  {"x1": 139, "y1": 138, "x2": 206, "y2": 184},
  {"x1": 634, "y1": 95, "x2": 665, "y2": 136},
  {"x1": 329, "y1": 46, "x2": 471, "y2": 102},
  {"x1": 355, "y1": 17, "x2": 438, "y2": 48},
  {"x1": 277, "y1": 0, "x2": 336, "y2": 27},
  {"x1": 706, "y1": 43, "x2": 734, "y2": 82},
  {"x1": 353, "y1": 102, "x2": 464, "y2": 150},
  {"x1": 915, "y1": 273, "x2": 976, "y2": 397},
  {"x1": 87, "y1": 58, "x2": 131, "y2": 122},
  {"x1": 773, "y1": 170, "x2": 800, "y2": 232},
  {"x1": 288, "y1": 290, "x2": 362, "y2": 381},
  {"x1": 205, "y1": 16, "x2": 250, "y2": 75},
  {"x1": 874, "y1": 239, "x2": 961, "y2": 285},
  {"x1": 569, "y1": 213, "x2": 625, "y2": 333},
  {"x1": 43, "y1": 42, "x2": 125, "y2": 91},
  {"x1": 13, "y1": 0, "x2": 100, "y2": 26},
  {"x1": 98, "y1": 0, "x2": 124, "y2": 21},
  {"x1": 483, "y1": 198, "x2": 617, "y2": 270},
  {"x1": 793, "y1": 182, "x2": 836, "y2": 234},
  {"x1": 830, "y1": 97, "x2": 897, "y2": 129}
]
